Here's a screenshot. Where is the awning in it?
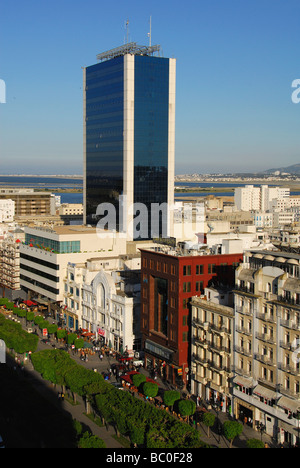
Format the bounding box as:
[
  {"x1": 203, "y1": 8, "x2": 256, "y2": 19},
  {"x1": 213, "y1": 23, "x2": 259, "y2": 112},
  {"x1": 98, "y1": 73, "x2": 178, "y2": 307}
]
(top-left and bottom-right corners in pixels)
[
  {"x1": 145, "y1": 339, "x2": 174, "y2": 361},
  {"x1": 233, "y1": 375, "x2": 254, "y2": 388},
  {"x1": 277, "y1": 396, "x2": 300, "y2": 413},
  {"x1": 83, "y1": 341, "x2": 94, "y2": 348},
  {"x1": 22, "y1": 300, "x2": 37, "y2": 306},
  {"x1": 253, "y1": 384, "x2": 277, "y2": 400},
  {"x1": 283, "y1": 278, "x2": 300, "y2": 293},
  {"x1": 238, "y1": 269, "x2": 256, "y2": 282}
]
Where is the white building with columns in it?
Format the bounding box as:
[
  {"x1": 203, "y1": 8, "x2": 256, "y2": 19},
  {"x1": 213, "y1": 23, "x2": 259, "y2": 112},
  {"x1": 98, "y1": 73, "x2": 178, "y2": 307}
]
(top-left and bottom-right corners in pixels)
[{"x1": 63, "y1": 254, "x2": 141, "y2": 353}]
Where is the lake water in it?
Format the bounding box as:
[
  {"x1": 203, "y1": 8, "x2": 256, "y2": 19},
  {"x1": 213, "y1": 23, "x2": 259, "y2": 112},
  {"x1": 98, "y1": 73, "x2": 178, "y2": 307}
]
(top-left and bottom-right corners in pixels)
[{"x1": 0, "y1": 176, "x2": 298, "y2": 203}]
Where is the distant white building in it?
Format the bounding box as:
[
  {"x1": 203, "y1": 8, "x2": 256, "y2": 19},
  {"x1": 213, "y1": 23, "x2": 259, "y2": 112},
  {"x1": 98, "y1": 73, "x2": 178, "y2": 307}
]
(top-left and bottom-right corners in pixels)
[
  {"x1": 234, "y1": 185, "x2": 261, "y2": 211},
  {"x1": 235, "y1": 185, "x2": 290, "y2": 212}
]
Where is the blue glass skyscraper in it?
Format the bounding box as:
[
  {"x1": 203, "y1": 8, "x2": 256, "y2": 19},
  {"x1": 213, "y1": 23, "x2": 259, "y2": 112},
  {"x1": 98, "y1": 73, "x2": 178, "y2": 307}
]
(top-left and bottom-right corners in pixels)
[{"x1": 83, "y1": 43, "x2": 176, "y2": 240}]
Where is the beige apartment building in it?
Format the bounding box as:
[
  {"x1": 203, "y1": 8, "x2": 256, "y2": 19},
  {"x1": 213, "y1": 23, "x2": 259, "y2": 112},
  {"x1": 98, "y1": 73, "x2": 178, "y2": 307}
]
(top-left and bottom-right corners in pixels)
[
  {"x1": 0, "y1": 188, "x2": 53, "y2": 217},
  {"x1": 0, "y1": 228, "x2": 25, "y2": 298},
  {"x1": 233, "y1": 249, "x2": 300, "y2": 446},
  {"x1": 191, "y1": 291, "x2": 234, "y2": 413}
]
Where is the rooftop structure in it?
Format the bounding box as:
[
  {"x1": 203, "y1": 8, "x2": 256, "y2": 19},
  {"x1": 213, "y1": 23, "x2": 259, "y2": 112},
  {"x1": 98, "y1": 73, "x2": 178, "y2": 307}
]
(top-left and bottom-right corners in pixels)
[{"x1": 96, "y1": 42, "x2": 161, "y2": 62}]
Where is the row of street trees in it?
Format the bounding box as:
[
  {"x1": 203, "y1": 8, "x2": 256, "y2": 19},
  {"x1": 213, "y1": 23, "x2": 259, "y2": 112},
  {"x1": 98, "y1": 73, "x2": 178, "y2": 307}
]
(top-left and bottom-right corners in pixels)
[
  {"x1": 0, "y1": 312, "x2": 38, "y2": 355},
  {"x1": 30, "y1": 348, "x2": 204, "y2": 448},
  {"x1": 0, "y1": 300, "x2": 261, "y2": 448}
]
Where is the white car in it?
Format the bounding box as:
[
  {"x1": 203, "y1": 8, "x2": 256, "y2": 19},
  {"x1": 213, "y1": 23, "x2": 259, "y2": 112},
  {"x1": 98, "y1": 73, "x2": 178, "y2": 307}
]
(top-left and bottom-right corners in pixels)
[{"x1": 0, "y1": 435, "x2": 5, "y2": 448}]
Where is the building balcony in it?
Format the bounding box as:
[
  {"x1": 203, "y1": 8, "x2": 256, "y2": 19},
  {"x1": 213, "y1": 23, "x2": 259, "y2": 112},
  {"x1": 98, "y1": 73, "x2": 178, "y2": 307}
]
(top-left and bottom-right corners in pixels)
[
  {"x1": 278, "y1": 362, "x2": 300, "y2": 376},
  {"x1": 256, "y1": 311, "x2": 277, "y2": 324},
  {"x1": 256, "y1": 332, "x2": 276, "y2": 344},
  {"x1": 235, "y1": 305, "x2": 253, "y2": 317},
  {"x1": 254, "y1": 352, "x2": 276, "y2": 367},
  {"x1": 193, "y1": 337, "x2": 209, "y2": 348},
  {"x1": 193, "y1": 317, "x2": 210, "y2": 330},
  {"x1": 276, "y1": 296, "x2": 300, "y2": 308},
  {"x1": 278, "y1": 384, "x2": 300, "y2": 400},
  {"x1": 210, "y1": 322, "x2": 231, "y2": 336},
  {"x1": 236, "y1": 325, "x2": 252, "y2": 336},
  {"x1": 280, "y1": 318, "x2": 300, "y2": 331},
  {"x1": 280, "y1": 340, "x2": 294, "y2": 351},
  {"x1": 234, "y1": 345, "x2": 252, "y2": 357}
]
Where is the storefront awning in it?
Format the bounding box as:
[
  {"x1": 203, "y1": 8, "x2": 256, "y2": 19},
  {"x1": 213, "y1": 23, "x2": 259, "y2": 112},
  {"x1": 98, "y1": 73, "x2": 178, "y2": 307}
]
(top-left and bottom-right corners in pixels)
[
  {"x1": 253, "y1": 384, "x2": 277, "y2": 401},
  {"x1": 277, "y1": 396, "x2": 300, "y2": 414},
  {"x1": 145, "y1": 339, "x2": 174, "y2": 361},
  {"x1": 233, "y1": 375, "x2": 254, "y2": 388}
]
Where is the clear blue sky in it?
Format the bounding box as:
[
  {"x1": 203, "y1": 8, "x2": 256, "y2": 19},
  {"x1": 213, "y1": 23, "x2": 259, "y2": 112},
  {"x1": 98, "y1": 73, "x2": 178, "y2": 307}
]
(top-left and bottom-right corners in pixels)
[{"x1": 1, "y1": 0, "x2": 300, "y2": 175}]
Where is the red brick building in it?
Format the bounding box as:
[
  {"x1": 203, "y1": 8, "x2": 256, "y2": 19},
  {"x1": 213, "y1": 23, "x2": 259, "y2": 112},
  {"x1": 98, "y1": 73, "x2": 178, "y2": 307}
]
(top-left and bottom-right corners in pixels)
[{"x1": 140, "y1": 247, "x2": 242, "y2": 388}]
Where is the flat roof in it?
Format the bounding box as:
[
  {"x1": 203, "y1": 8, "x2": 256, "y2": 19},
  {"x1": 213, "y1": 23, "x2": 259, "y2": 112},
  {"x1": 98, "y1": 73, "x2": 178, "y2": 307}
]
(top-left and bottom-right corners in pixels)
[{"x1": 25, "y1": 225, "x2": 98, "y2": 236}]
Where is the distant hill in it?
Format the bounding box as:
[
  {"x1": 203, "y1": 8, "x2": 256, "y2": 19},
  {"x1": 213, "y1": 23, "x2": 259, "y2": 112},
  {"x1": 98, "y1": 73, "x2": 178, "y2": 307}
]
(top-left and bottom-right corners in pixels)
[{"x1": 263, "y1": 163, "x2": 300, "y2": 175}]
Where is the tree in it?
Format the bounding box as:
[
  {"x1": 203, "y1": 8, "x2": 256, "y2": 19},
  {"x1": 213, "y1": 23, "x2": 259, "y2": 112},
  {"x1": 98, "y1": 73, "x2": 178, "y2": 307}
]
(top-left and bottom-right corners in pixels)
[
  {"x1": 163, "y1": 390, "x2": 180, "y2": 409},
  {"x1": 132, "y1": 373, "x2": 146, "y2": 388},
  {"x1": 128, "y1": 420, "x2": 145, "y2": 447},
  {"x1": 67, "y1": 332, "x2": 77, "y2": 345},
  {"x1": 34, "y1": 315, "x2": 44, "y2": 326},
  {"x1": 177, "y1": 399, "x2": 196, "y2": 419},
  {"x1": 26, "y1": 311, "x2": 35, "y2": 322},
  {"x1": 223, "y1": 420, "x2": 243, "y2": 448},
  {"x1": 47, "y1": 323, "x2": 58, "y2": 336},
  {"x1": 74, "y1": 338, "x2": 84, "y2": 349},
  {"x1": 202, "y1": 412, "x2": 215, "y2": 438},
  {"x1": 56, "y1": 328, "x2": 67, "y2": 341},
  {"x1": 78, "y1": 431, "x2": 106, "y2": 448},
  {"x1": 142, "y1": 381, "x2": 159, "y2": 398},
  {"x1": 246, "y1": 438, "x2": 265, "y2": 448}
]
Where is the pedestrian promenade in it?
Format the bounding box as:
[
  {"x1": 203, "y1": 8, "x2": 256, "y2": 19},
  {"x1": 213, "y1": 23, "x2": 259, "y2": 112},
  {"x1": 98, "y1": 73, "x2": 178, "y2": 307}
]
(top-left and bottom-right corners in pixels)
[{"x1": 46, "y1": 346, "x2": 277, "y2": 448}]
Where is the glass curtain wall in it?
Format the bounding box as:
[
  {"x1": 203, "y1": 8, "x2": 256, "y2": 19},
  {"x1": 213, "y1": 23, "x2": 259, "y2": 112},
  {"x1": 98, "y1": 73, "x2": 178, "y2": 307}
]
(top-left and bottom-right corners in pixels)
[
  {"x1": 85, "y1": 56, "x2": 124, "y2": 226},
  {"x1": 134, "y1": 56, "x2": 169, "y2": 239}
]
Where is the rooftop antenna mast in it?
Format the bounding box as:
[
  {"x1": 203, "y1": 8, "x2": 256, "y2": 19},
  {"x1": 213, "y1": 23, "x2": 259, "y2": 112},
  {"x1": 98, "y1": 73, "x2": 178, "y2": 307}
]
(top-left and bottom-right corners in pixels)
[
  {"x1": 148, "y1": 15, "x2": 152, "y2": 46},
  {"x1": 125, "y1": 19, "x2": 129, "y2": 44}
]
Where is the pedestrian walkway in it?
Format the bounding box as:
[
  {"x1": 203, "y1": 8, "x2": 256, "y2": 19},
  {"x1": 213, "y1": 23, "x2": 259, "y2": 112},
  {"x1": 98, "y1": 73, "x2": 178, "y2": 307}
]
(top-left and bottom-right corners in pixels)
[
  {"x1": 30, "y1": 340, "x2": 278, "y2": 448},
  {"x1": 60, "y1": 395, "x2": 124, "y2": 448},
  {"x1": 27, "y1": 363, "x2": 125, "y2": 448},
  {"x1": 195, "y1": 409, "x2": 275, "y2": 448}
]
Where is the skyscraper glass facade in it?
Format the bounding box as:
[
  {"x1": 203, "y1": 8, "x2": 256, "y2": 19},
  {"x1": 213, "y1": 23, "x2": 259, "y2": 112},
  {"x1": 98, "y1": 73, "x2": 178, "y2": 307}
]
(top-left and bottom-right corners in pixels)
[
  {"x1": 134, "y1": 56, "x2": 169, "y2": 238},
  {"x1": 85, "y1": 56, "x2": 124, "y2": 225},
  {"x1": 84, "y1": 48, "x2": 175, "y2": 239}
]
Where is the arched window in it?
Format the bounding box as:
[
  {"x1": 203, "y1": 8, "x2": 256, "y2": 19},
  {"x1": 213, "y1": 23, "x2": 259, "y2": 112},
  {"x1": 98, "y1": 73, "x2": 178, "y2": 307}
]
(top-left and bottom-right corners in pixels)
[{"x1": 98, "y1": 283, "x2": 105, "y2": 309}]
